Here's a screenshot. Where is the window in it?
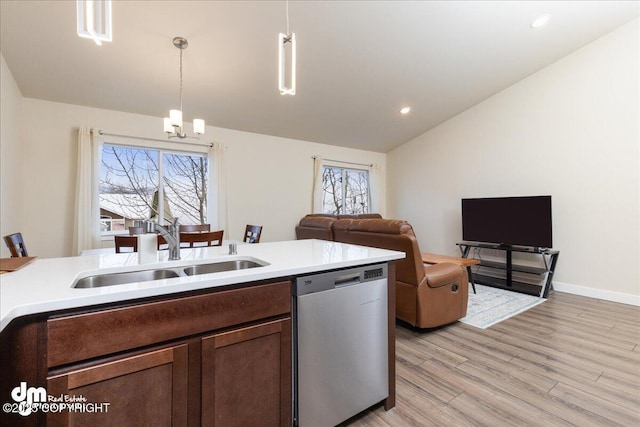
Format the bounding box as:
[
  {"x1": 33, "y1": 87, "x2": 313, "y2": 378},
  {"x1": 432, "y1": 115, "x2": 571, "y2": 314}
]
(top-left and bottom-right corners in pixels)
[
  {"x1": 99, "y1": 144, "x2": 208, "y2": 235},
  {"x1": 321, "y1": 166, "x2": 370, "y2": 215},
  {"x1": 100, "y1": 214, "x2": 125, "y2": 233}
]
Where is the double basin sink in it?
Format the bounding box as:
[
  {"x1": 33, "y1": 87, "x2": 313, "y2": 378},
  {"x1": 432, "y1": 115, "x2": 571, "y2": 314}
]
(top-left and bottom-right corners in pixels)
[{"x1": 73, "y1": 258, "x2": 268, "y2": 288}]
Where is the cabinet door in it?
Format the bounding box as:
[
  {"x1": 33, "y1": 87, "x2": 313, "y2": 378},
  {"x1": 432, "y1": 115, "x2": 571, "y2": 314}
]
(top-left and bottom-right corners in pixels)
[
  {"x1": 201, "y1": 318, "x2": 292, "y2": 427},
  {"x1": 47, "y1": 344, "x2": 188, "y2": 427}
]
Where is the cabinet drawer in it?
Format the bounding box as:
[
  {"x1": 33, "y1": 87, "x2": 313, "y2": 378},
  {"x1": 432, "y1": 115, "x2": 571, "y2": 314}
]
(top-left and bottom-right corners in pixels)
[{"x1": 47, "y1": 281, "x2": 291, "y2": 367}]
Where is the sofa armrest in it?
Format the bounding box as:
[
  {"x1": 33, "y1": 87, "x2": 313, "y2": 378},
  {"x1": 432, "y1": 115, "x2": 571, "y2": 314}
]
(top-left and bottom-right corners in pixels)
[{"x1": 424, "y1": 263, "x2": 464, "y2": 288}]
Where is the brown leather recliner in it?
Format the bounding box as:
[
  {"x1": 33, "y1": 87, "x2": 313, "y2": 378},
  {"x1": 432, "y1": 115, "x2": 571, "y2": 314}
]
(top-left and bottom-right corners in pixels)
[{"x1": 332, "y1": 219, "x2": 468, "y2": 328}]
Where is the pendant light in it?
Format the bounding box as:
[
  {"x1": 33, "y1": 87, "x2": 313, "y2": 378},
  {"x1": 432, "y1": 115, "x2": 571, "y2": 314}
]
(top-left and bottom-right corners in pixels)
[
  {"x1": 164, "y1": 37, "x2": 205, "y2": 139},
  {"x1": 76, "y1": 0, "x2": 112, "y2": 46},
  {"x1": 278, "y1": 0, "x2": 296, "y2": 95}
]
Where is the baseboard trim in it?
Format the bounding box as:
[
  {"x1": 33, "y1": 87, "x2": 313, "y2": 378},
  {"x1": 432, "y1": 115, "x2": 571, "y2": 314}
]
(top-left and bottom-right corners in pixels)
[{"x1": 552, "y1": 281, "x2": 640, "y2": 306}]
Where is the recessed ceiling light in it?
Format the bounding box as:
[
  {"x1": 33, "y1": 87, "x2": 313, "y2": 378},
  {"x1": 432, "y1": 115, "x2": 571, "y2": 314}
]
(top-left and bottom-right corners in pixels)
[
  {"x1": 400, "y1": 107, "x2": 411, "y2": 115},
  {"x1": 531, "y1": 14, "x2": 550, "y2": 29}
]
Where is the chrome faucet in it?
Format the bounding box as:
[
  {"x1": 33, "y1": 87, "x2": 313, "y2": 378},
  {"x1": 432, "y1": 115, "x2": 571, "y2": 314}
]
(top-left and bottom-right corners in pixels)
[{"x1": 145, "y1": 218, "x2": 181, "y2": 260}]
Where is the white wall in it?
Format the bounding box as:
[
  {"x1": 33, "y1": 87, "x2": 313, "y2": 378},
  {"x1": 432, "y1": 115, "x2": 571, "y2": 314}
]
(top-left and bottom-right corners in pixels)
[
  {"x1": 0, "y1": 54, "x2": 24, "y2": 258},
  {"x1": 388, "y1": 19, "x2": 639, "y2": 303},
  {"x1": 213, "y1": 127, "x2": 386, "y2": 245},
  {"x1": 13, "y1": 99, "x2": 385, "y2": 258}
]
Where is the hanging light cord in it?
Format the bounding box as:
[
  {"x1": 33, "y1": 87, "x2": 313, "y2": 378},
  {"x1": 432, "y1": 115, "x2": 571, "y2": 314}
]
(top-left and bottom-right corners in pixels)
[{"x1": 286, "y1": 0, "x2": 291, "y2": 35}]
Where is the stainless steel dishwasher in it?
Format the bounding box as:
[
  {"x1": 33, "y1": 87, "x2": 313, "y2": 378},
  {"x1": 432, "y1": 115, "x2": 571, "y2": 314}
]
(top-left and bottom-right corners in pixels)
[{"x1": 294, "y1": 263, "x2": 388, "y2": 427}]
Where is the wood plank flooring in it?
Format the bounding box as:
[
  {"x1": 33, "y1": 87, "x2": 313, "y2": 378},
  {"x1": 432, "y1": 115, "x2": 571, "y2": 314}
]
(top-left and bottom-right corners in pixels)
[{"x1": 344, "y1": 291, "x2": 640, "y2": 426}]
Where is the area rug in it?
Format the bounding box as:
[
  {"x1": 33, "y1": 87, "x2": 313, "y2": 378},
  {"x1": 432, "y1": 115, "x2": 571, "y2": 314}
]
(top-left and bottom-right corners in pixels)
[{"x1": 459, "y1": 284, "x2": 545, "y2": 329}]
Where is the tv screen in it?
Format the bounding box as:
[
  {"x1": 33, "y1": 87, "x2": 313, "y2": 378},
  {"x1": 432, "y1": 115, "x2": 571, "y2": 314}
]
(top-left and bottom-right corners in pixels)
[{"x1": 462, "y1": 196, "x2": 552, "y2": 248}]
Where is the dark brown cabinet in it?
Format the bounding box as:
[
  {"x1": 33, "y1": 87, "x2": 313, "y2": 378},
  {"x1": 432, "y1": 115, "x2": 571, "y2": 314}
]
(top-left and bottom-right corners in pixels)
[
  {"x1": 1, "y1": 280, "x2": 291, "y2": 427},
  {"x1": 201, "y1": 318, "x2": 292, "y2": 427},
  {"x1": 46, "y1": 344, "x2": 188, "y2": 427}
]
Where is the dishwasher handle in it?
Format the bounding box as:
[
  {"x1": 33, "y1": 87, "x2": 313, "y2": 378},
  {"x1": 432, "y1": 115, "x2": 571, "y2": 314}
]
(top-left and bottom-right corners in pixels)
[{"x1": 334, "y1": 273, "x2": 361, "y2": 288}]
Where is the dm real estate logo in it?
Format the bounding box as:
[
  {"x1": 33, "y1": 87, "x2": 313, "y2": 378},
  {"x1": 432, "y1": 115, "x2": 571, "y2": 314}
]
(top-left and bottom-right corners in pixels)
[
  {"x1": 4, "y1": 382, "x2": 110, "y2": 417},
  {"x1": 8, "y1": 382, "x2": 47, "y2": 416}
]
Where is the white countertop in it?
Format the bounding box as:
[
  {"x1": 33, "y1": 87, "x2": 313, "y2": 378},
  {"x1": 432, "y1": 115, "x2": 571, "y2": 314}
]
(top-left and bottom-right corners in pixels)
[{"x1": 0, "y1": 239, "x2": 404, "y2": 332}]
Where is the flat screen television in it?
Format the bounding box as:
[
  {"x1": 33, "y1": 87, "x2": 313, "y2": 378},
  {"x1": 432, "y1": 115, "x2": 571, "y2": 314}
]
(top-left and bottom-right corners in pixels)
[{"x1": 461, "y1": 195, "x2": 552, "y2": 249}]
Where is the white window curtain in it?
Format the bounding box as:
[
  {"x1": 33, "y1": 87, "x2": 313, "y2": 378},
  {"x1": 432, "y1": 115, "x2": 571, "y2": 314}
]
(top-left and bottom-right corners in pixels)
[
  {"x1": 207, "y1": 143, "x2": 228, "y2": 236},
  {"x1": 73, "y1": 127, "x2": 103, "y2": 255},
  {"x1": 311, "y1": 155, "x2": 324, "y2": 213},
  {"x1": 369, "y1": 163, "x2": 385, "y2": 216}
]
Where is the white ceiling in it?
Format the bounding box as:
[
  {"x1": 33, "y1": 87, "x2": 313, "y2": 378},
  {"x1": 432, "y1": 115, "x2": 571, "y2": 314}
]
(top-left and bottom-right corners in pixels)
[{"x1": 1, "y1": 1, "x2": 638, "y2": 152}]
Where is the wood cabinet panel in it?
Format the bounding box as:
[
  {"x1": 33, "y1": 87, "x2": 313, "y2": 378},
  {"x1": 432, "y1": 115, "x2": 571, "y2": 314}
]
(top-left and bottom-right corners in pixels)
[
  {"x1": 0, "y1": 316, "x2": 47, "y2": 427},
  {"x1": 46, "y1": 345, "x2": 188, "y2": 427},
  {"x1": 47, "y1": 281, "x2": 291, "y2": 367},
  {"x1": 201, "y1": 318, "x2": 292, "y2": 427}
]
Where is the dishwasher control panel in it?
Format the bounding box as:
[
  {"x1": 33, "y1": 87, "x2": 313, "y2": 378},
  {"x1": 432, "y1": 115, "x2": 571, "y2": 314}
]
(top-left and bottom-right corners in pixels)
[
  {"x1": 295, "y1": 264, "x2": 387, "y2": 296},
  {"x1": 364, "y1": 267, "x2": 384, "y2": 280}
]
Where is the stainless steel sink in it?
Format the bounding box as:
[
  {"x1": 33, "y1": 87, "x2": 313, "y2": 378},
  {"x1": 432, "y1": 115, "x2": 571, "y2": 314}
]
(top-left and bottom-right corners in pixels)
[
  {"x1": 73, "y1": 269, "x2": 180, "y2": 288},
  {"x1": 183, "y1": 260, "x2": 267, "y2": 276},
  {"x1": 72, "y1": 257, "x2": 269, "y2": 288}
]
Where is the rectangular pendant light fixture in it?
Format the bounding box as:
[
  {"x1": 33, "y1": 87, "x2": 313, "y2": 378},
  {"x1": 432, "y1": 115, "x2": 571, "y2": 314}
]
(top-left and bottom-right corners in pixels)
[
  {"x1": 278, "y1": 32, "x2": 296, "y2": 95},
  {"x1": 77, "y1": 0, "x2": 112, "y2": 45}
]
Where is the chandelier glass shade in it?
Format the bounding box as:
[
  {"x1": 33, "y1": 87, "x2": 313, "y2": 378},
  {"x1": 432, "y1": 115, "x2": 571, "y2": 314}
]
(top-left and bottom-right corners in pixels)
[{"x1": 279, "y1": 32, "x2": 296, "y2": 95}]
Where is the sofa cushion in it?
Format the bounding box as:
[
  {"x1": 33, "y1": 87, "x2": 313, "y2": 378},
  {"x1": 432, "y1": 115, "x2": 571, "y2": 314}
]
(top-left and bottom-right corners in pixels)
[
  {"x1": 336, "y1": 213, "x2": 383, "y2": 219},
  {"x1": 298, "y1": 216, "x2": 336, "y2": 229},
  {"x1": 295, "y1": 214, "x2": 383, "y2": 241},
  {"x1": 295, "y1": 216, "x2": 336, "y2": 240},
  {"x1": 335, "y1": 218, "x2": 412, "y2": 235},
  {"x1": 303, "y1": 214, "x2": 337, "y2": 219}
]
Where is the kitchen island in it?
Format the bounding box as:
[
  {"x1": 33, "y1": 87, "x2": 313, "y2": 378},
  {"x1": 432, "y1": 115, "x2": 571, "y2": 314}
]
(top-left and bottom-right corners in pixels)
[{"x1": 0, "y1": 239, "x2": 403, "y2": 426}]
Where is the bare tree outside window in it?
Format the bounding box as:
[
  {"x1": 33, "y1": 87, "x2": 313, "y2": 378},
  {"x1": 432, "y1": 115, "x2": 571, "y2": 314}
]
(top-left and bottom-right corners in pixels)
[
  {"x1": 163, "y1": 153, "x2": 208, "y2": 225},
  {"x1": 321, "y1": 166, "x2": 370, "y2": 215},
  {"x1": 99, "y1": 144, "x2": 208, "y2": 233}
]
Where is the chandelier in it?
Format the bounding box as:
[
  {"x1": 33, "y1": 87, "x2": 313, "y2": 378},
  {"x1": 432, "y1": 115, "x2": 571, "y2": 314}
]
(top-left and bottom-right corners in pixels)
[{"x1": 164, "y1": 37, "x2": 205, "y2": 139}]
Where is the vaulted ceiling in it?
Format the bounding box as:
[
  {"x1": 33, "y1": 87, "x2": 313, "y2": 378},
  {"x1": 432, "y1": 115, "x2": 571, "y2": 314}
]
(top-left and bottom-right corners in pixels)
[{"x1": 1, "y1": 1, "x2": 637, "y2": 152}]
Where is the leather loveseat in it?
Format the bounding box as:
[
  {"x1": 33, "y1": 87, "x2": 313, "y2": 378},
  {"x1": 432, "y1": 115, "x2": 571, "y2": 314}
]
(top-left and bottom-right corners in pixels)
[
  {"x1": 295, "y1": 213, "x2": 382, "y2": 240},
  {"x1": 296, "y1": 214, "x2": 468, "y2": 328}
]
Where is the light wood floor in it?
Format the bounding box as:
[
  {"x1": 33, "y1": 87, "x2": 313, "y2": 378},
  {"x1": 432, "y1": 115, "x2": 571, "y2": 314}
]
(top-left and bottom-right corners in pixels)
[{"x1": 345, "y1": 291, "x2": 640, "y2": 427}]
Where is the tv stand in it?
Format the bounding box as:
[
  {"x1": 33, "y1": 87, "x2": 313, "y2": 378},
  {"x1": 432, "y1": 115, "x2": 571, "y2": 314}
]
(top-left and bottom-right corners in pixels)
[{"x1": 457, "y1": 242, "x2": 559, "y2": 298}]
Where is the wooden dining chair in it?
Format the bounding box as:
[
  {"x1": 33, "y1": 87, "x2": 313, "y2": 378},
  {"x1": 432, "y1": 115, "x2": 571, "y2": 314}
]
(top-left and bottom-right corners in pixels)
[
  {"x1": 179, "y1": 224, "x2": 211, "y2": 233},
  {"x1": 114, "y1": 235, "x2": 138, "y2": 253},
  {"x1": 4, "y1": 233, "x2": 29, "y2": 257},
  {"x1": 157, "y1": 235, "x2": 168, "y2": 250},
  {"x1": 180, "y1": 230, "x2": 224, "y2": 248},
  {"x1": 243, "y1": 225, "x2": 263, "y2": 243}
]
